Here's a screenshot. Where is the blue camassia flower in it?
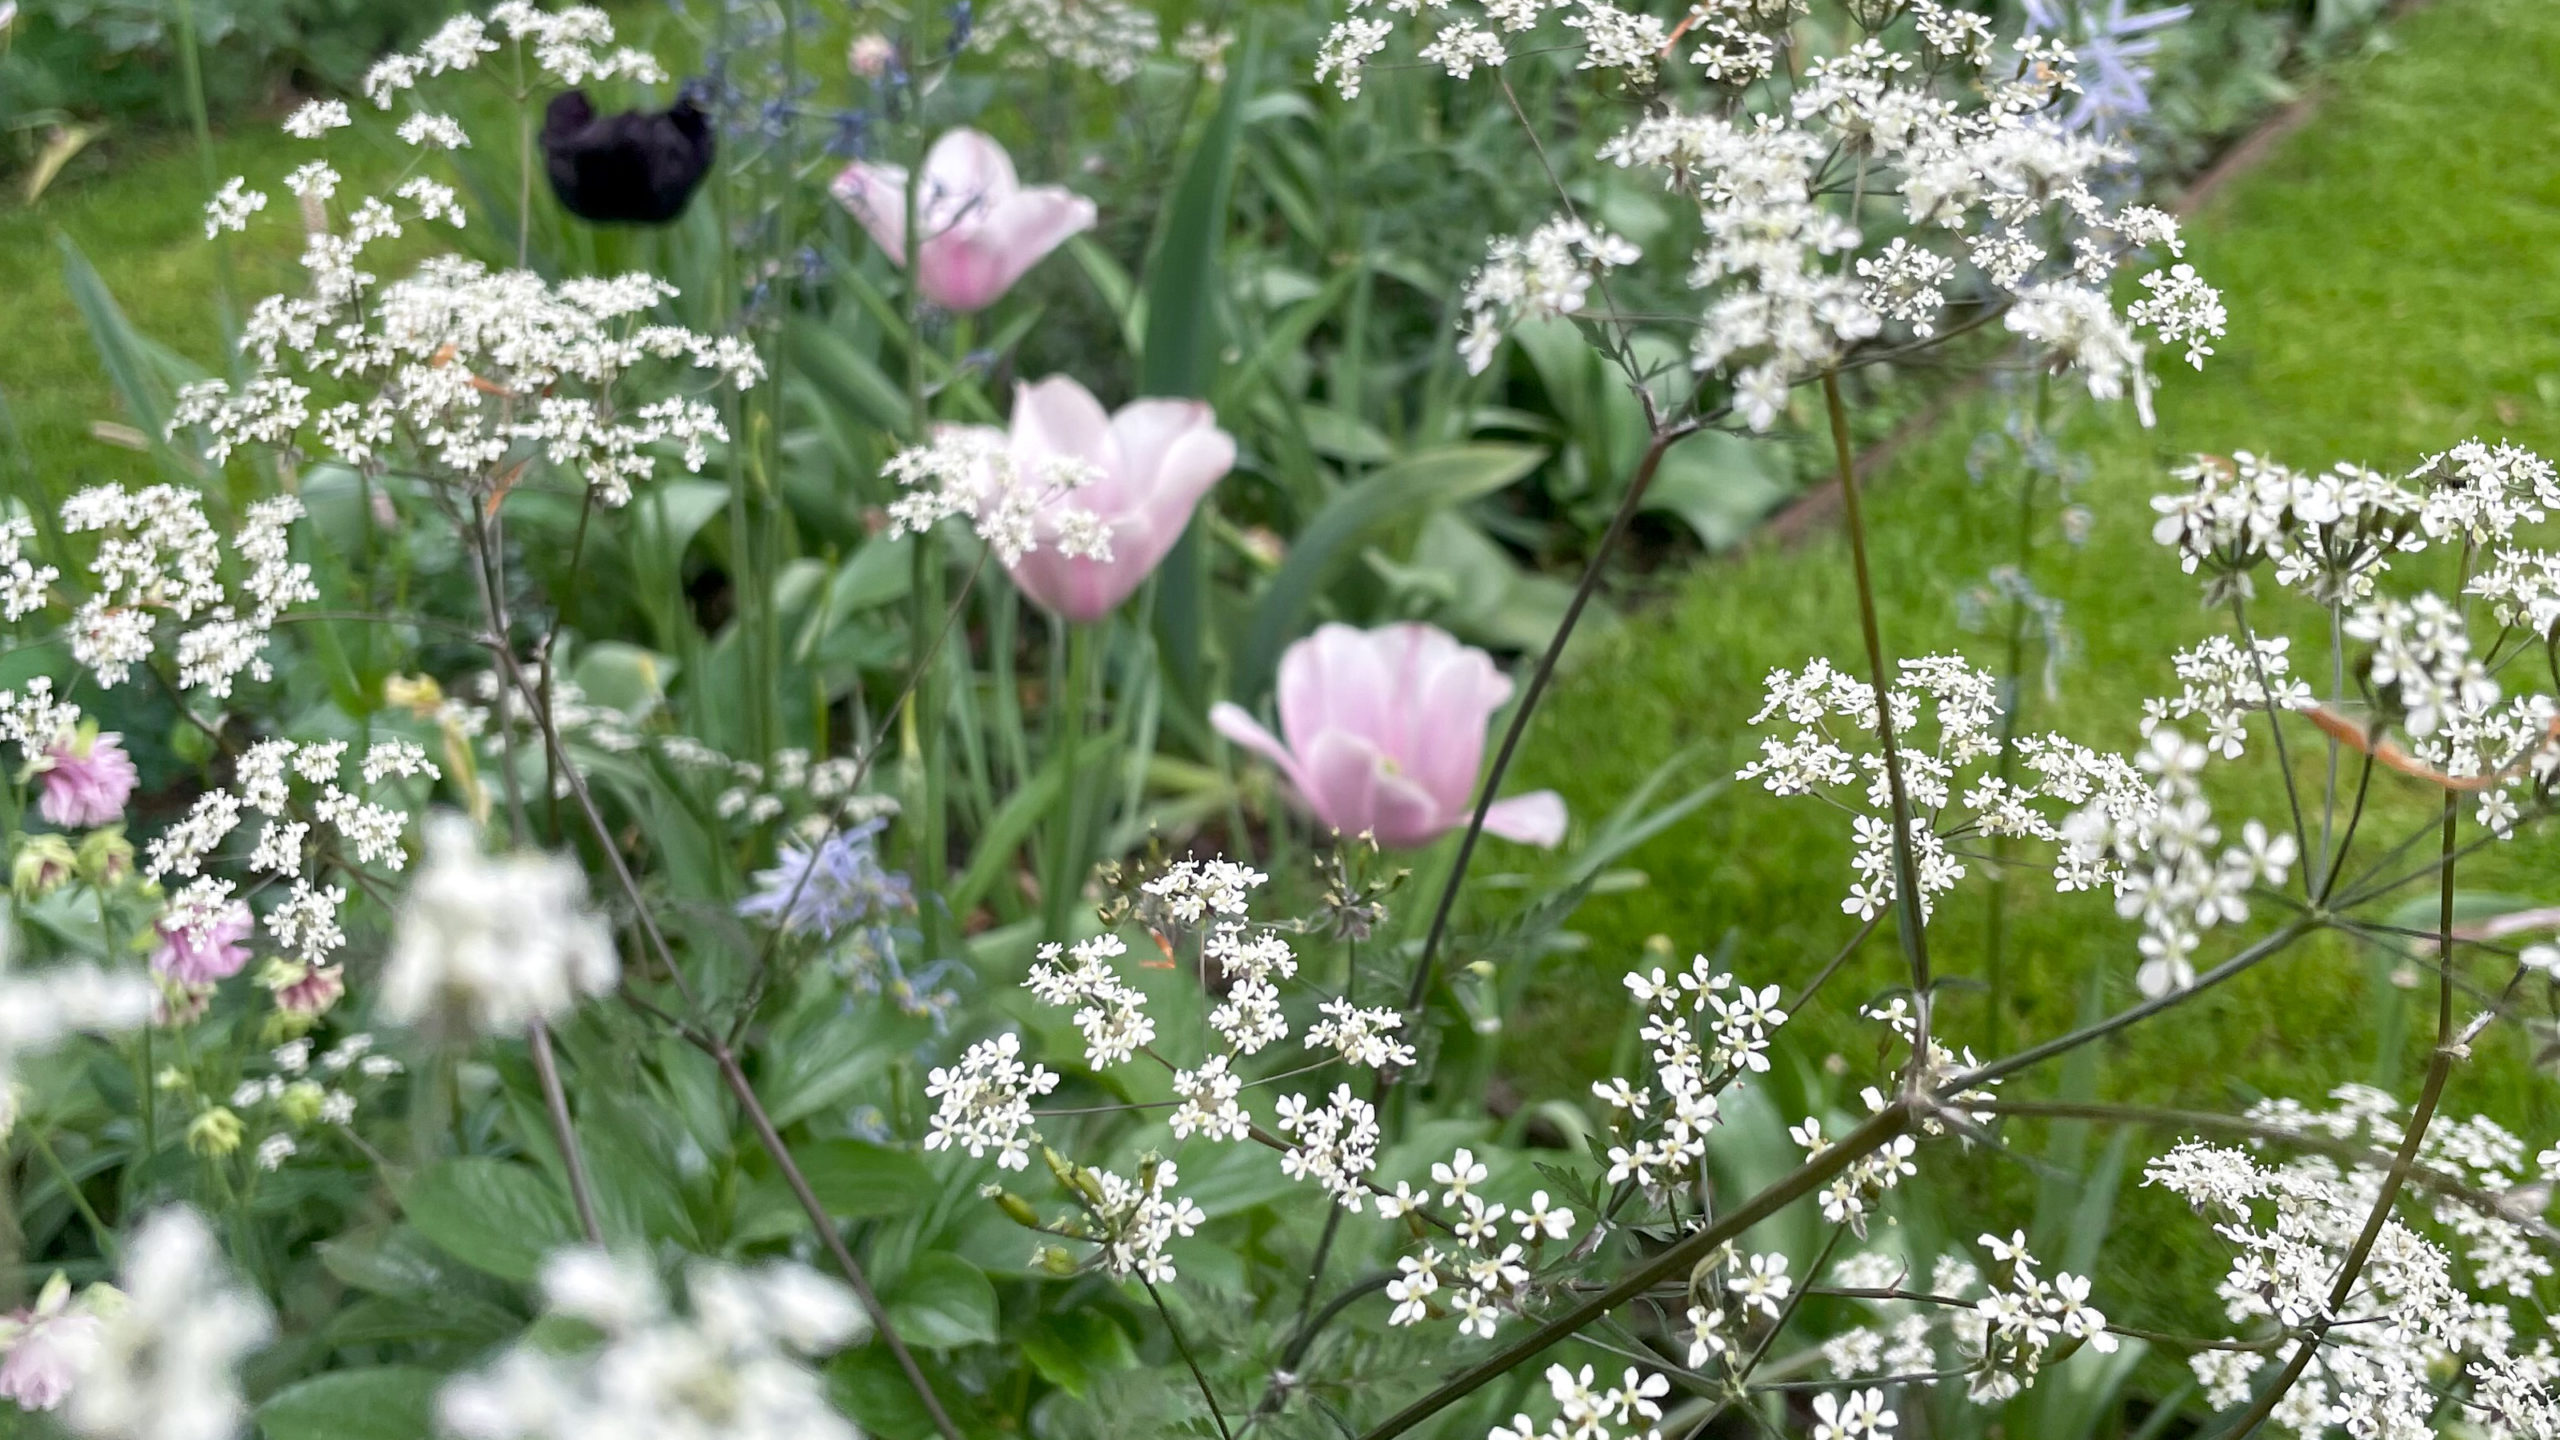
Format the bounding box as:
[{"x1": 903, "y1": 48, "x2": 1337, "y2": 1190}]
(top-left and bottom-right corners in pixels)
[
  {"x1": 738, "y1": 820, "x2": 960, "y2": 1024},
  {"x1": 737, "y1": 819, "x2": 913, "y2": 938},
  {"x1": 2025, "y1": 0, "x2": 2192, "y2": 137}
]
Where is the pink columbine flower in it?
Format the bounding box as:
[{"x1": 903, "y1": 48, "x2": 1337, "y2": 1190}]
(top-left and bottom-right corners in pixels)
[
  {"x1": 999, "y1": 376, "x2": 1235, "y2": 623},
  {"x1": 0, "y1": 1275, "x2": 103, "y2": 1413},
  {"x1": 34, "y1": 729, "x2": 138, "y2": 830},
  {"x1": 272, "y1": 962, "x2": 346, "y2": 1017},
  {"x1": 151, "y1": 902, "x2": 255, "y2": 986},
  {"x1": 1211, "y1": 623, "x2": 1568, "y2": 849},
  {"x1": 830, "y1": 128, "x2": 1096, "y2": 312}
]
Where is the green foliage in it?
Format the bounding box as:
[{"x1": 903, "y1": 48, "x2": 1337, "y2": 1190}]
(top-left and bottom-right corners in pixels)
[
  {"x1": 0, "y1": 0, "x2": 461, "y2": 138},
  {"x1": 1521, "y1": 0, "x2": 2560, "y2": 1376}
]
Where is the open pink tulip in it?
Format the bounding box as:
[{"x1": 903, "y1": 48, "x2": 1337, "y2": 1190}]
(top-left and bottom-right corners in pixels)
[
  {"x1": 1211, "y1": 623, "x2": 1568, "y2": 849},
  {"x1": 830, "y1": 128, "x2": 1096, "y2": 312},
  {"x1": 1001, "y1": 376, "x2": 1235, "y2": 622},
  {"x1": 34, "y1": 728, "x2": 137, "y2": 830}
]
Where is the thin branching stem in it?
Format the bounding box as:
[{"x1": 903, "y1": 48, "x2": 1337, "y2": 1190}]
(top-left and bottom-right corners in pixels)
[
  {"x1": 1146, "y1": 1274, "x2": 1237, "y2": 1440},
  {"x1": 1398, "y1": 421, "x2": 1699, "y2": 1023},
  {"x1": 525, "y1": 1020, "x2": 603, "y2": 1246},
  {"x1": 1821, "y1": 371, "x2": 1934, "y2": 1070},
  {"x1": 1952, "y1": 917, "x2": 2319, "y2": 1091},
  {"x1": 1353, "y1": 1101, "x2": 1913, "y2": 1440},
  {"x1": 2211, "y1": 796, "x2": 2465, "y2": 1438}
]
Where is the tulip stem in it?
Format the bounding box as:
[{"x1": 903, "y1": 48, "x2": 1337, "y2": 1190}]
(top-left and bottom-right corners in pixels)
[
  {"x1": 1398, "y1": 420, "x2": 1696, "y2": 1020},
  {"x1": 1045, "y1": 621, "x2": 1098, "y2": 939}
]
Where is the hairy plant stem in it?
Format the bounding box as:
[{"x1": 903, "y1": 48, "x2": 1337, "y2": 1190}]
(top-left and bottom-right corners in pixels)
[
  {"x1": 525, "y1": 1020, "x2": 603, "y2": 1245},
  {"x1": 467, "y1": 512, "x2": 604, "y2": 1247},
  {"x1": 1044, "y1": 622, "x2": 1097, "y2": 939},
  {"x1": 1983, "y1": 373, "x2": 2051, "y2": 1057},
  {"x1": 1353, "y1": 1101, "x2": 1912, "y2": 1440},
  {"x1": 170, "y1": 0, "x2": 239, "y2": 356},
  {"x1": 483, "y1": 606, "x2": 964, "y2": 1440},
  {"x1": 1820, "y1": 371, "x2": 1934, "y2": 1069},
  {"x1": 1146, "y1": 1274, "x2": 1236, "y2": 1440},
  {"x1": 31, "y1": 1130, "x2": 115, "y2": 1259},
  {"x1": 1953, "y1": 917, "x2": 2317, "y2": 1091},
  {"x1": 1399, "y1": 421, "x2": 1697, "y2": 1022},
  {"x1": 2212, "y1": 796, "x2": 2464, "y2": 1439}
]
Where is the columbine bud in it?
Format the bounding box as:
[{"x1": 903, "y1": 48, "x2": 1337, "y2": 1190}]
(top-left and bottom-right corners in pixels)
[
  {"x1": 277, "y1": 1080, "x2": 326, "y2": 1128},
  {"x1": 383, "y1": 673, "x2": 444, "y2": 714},
  {"x1": 12, "y1": 834, "x2": 75, "y2": 898},
  {"x1": 848, "y1": 32, "x2": 894, "y2": 77},
  {"x1": 75, "y1": 826, "x2": 135, "y2": 887},
  {"x1": 186, "y1": 1106, "x2": 244, "y2": 1157}
]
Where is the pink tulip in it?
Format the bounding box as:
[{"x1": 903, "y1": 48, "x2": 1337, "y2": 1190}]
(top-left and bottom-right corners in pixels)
[
  {"x1": 1211, "y1": 623, "x2": 1568, "y2": 849},
  {"x1": 830, "y1": 128, "x2": 1096, "y2": 312},
  {"x1": 1000, "y1": 376, "x2": 1235, "y2": 622},
  {"x1": 35, "y1": 729, "x2": 137, "y2": 830},
  {"x1": 151, "y1": 901, "x2": 255, "y2": 986}
]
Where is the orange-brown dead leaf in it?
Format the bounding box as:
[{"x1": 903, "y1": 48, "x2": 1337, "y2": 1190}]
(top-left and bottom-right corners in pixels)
[
  {"x1": 2300, "y1": 704, "x2": 2531, "y2": 793},
  {"x1": 484, "y1": 458, "x2": 531, "y2": 517}
]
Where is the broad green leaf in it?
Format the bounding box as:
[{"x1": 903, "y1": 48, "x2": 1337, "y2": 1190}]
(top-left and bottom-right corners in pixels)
[
  {"x1": 256, "y1": 1366, "x2": 441, "y2": 1440},
  {"x1": 400, "y1": 1157, "x2": 577, "y2": 1284},
  {"x1": 756, "y1": 998, "x2": 919, "y2": 1129},
  {"x1": 831, "y1": 1347, "x2": 960, "y2": 1440},
  {"x1": 316, "y1": 1227, "x2": 462, "y2": 1300},
  {"x1": 794, "y1": 536, "x2": 916, "y2": 664},
  {"x1": 886, "y1": 1252, "x2": 999, "y2": 1349},
  {"x1": 1236, "y1": 444, "x2": 1548, "y2": 698},
  {"x1": 326, "y1": 1294, "x2": 522, "y2": 1349},
  {"x1": 945, "y1": 733, "x2": 1114, "y2": 919},
  {"x1": 1145, "y1": 30, "x2": 1258, "y2": 712},
  {"x1": 570, "y1": 642, "x2": 676, "y2": 715},
  {"x1": 792, "y1": 315, "x2": 912, "y2": 434},
  {"x1": 1021, "y1": 1310, "x2": 1139, "y2": 1398},
  {"x1": 1641, "y1": 431, "x2": 1791, "y2": 552},
  {"x1": 796, "y1": 1138, "x2": 941, "y2": 1219},
  {"x1": 58, "y1": 235, "x2": 208, "y2": 480},
  {"x1": 629, "y1": 478, "x2": 732, "y2": 560}
]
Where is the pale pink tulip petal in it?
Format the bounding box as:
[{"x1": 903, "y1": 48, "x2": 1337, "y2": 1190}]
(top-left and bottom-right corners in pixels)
[
  {"x1": 1011, "y1": 376, "x2": 1116, "y2": 476},
  {"x1": 917, "y1": 128, "x2": 1020, "y2": 220},
  {"x1": 1210, "y1": 703, "x2": 1313, "y2": 798},
  {"x1": 1303, "y1": 624, "x2": 1401, "y2": 756},
  {"x1": 1107, "y1": 399, "x2": 1223, "y2": 486},
  {"x1": 1302, "y1": 728, "x2": 1389, "y2": 838},
  {"x1": 1367, "y1": 767, "x2": 1446, "y2": 849},
  {"x1": 1481, "y1": 791, "x2": 1568, "y2": 848},
  {"x1": 1004, "y1": 549, "x2": 1119, "y2": 623},
  {"x1": 1406, "y1": 642, "x2": 1506, "y2": 806},
  {"x1": 996, "y1": 377, "x2": 1234, "y2": 622},
  {"x1": 828, "y1": 161, "x2": 911, "y2": 263},
  {"x1": 915, "y1": 188, "x2": 1095, "y2": 311}
]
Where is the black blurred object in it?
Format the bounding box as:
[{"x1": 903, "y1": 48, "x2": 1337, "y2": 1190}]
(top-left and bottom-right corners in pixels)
[{"x1": 540, "y1": 89, "x2": 715, "y2": 225}]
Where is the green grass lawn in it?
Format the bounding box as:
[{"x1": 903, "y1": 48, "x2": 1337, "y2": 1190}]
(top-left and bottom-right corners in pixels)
[
  {"x1": 14, "y1": 0, "x2": 2560, "y2": 1405},
  {"x1": 1518, "y1": 0, "x2": 2560, "y2": 1357}
]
